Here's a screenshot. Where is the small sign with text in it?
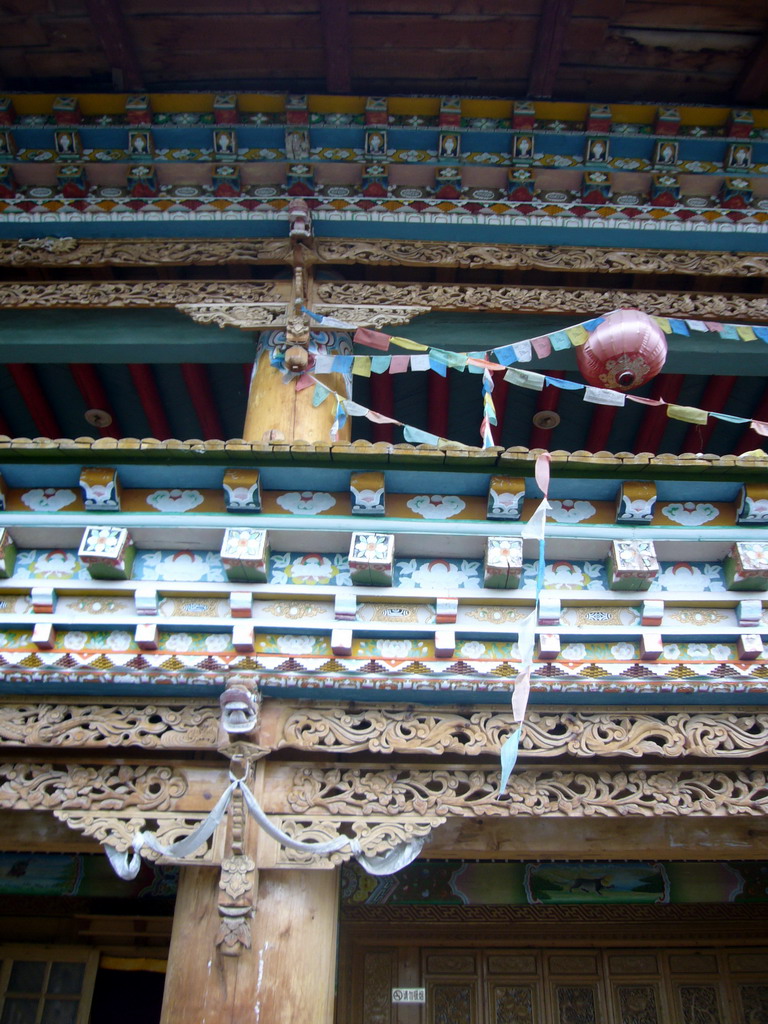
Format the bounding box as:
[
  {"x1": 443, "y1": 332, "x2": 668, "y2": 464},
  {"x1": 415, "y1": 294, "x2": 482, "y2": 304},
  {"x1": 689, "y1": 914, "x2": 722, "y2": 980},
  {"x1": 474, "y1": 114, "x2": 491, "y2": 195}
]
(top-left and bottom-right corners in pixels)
[{"x1": 392, "y1": 988, "x2": 426, "y2": 1004}]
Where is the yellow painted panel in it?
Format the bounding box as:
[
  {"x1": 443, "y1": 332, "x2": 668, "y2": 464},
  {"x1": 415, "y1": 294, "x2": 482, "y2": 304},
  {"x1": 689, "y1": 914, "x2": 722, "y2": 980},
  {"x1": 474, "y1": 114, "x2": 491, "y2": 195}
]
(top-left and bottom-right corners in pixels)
[
  {"x1": 309, "y1": 95, "x2": 366, "y2": 114},
  {"x1": 462, "y1": 99, "x2": 514, "y2": 119},
  {"x1": 388, "y1": 97, "x2": 441, "y2": 116},
  {"x1": 238, "y1": 94, "x2": 287, "y2": 113}
]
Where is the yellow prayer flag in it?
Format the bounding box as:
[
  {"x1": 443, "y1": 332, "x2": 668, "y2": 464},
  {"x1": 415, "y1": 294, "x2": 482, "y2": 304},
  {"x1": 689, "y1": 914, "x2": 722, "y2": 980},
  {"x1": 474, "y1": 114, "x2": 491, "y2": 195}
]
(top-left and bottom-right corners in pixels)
[
  {"x1": 352, "y1": 356, "x2": 372, "y2": 377},
  {"x1": 389, "y1": 336, "x2": 429, "y2": 352},
  {"x1": 654, "y1": 317, "x2": 672, "y2": 334},
  {"x1": 667, "y1": 404, "x2": 707, "y2": 424},
  {"x1": 566, "y1": 325, "x2": 589, "y2": 346},
  {"x1": 737, "y1": 325, "x2": 758, "y2": 341}
]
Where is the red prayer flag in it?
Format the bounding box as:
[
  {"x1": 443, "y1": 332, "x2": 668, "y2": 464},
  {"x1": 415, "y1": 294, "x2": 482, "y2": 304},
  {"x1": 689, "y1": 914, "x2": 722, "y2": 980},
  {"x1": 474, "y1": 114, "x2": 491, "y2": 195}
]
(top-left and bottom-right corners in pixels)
[{"x1": 354, "y1": 328, "x2": 391, "y2": 350}]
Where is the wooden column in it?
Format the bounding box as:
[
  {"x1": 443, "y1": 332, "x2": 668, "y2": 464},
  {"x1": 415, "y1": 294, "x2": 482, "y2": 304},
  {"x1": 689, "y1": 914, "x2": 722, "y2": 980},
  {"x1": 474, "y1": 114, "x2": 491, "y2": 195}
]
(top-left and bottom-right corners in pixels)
[
  {"x1": 243, "y1": 334, "x2": 352, "y2": 444},
  {"x1": 161, "y1": 866, "x2": 340, "y2": 1024}
]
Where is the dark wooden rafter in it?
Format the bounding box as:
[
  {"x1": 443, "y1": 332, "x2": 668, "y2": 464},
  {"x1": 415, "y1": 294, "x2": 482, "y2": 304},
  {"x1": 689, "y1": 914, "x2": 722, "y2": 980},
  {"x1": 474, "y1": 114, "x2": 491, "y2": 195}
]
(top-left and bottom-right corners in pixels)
[
  {"x1": 319, "y1": 0, "x2": 352, "y2": 95},
  {"x1": 85, "y1": 0, "x2": 144, "y2": 91},
  {"x1": 733, "y1": 28, "x2": 768, "y2": 105},
  {"x1": 369, "y1": 372, "x2": 394, "y2": 443},
  {"x1": 6, "y1": 364, "x2": 61, "y2": 438},
  {"x1": 68, "y1": 363, "x2": 121, "y2": 439},
  {"x1": 681, "y1": 375, "x2": 736, "y2": 455},
  {"x1": 427, "y1": 370, "x2": 450, "y2": 440},
  {"x1": 489, "y1": 374, "x2": 509, "y2": 446},
  {"x1": 527, "y1": 0, "x2": 576, "y2": 99},
  {"x1": 128, "y1": 364, "x2": 172, "y2": 441},
  {"x1": 180, "y1": 364, "x2": 224, "y2": 440},
  {"x1": 630, "y1": 374, "x2": 684, "y2": 455},
  {"x1": 586, "y1": 404, "x2": 618, "y2": 454}
]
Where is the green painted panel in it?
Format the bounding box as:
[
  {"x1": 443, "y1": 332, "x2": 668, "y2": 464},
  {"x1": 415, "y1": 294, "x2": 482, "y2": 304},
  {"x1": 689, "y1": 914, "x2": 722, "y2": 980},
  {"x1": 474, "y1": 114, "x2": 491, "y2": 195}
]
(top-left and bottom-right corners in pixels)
[{"x1": 0, "y1": 309, "x2": 256, "y2": 363}]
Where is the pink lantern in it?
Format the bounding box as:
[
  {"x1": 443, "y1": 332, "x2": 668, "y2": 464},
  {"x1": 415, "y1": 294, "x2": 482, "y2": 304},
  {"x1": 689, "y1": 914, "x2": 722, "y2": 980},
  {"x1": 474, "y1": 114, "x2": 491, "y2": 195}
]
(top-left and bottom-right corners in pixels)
[{"x1": 576, "y1": 309, "x2": 667, "y2": 391}]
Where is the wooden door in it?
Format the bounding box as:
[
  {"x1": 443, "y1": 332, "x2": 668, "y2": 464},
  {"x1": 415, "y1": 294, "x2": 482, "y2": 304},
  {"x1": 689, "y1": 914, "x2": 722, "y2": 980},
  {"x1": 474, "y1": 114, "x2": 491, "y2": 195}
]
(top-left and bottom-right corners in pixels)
[{"x1": 340, "y1": 942, "x2": 768, "y2": 1024}]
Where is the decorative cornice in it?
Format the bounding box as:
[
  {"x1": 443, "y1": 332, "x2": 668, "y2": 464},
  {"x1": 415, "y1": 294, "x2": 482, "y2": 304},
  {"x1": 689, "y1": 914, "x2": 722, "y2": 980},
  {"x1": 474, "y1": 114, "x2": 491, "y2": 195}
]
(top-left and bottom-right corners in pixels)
[
  {"x1": 262, "y1": 705, "x2": 768, "y2": 760},
  {"x1": 278, "y1": 765, "x2": 768, "y2": 818},
  {"x1": 313, "y1": 240, "x2": 768, "y2": 278},
  {"x1": 315, "y1": 281, "x2": 768, "y2": 322},
  {"x1": 0, "y1": 701, "x2": 219, "y2": 749},
  {"x1": 258, "y1": 816, "x2": 440, "y2": 869},
  {"x1": 0, "y1": 280, "x2": 285, "y2": 309},
  {"x1": 0, "y1": 762, "x2": 189, "y2": 811},
  {"x1": 0, "y1": 237, "x2": 293, "y2": 267},
  {"x1": 1, "y1": 237, "x2": 767, "y2": 280}
]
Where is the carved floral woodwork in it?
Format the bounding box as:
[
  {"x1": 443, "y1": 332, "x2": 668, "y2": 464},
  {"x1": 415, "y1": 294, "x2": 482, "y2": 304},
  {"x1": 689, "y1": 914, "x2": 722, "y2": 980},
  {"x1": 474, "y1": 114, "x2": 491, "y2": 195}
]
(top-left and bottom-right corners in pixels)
[
  {"x1": 0, "y1": 762, "x2": 188, "y2": 811},
  {"x1": 314, "y1": 281, "x2": 768, "y2": 321},
  {"x1": 0, "y1": 280, "x2": 285, "y2": 309},
  {"x1": 0, "y1": 701, "x2": 219, "y2": 748},
  {"x1": 0, "y1": 237, "x2": 293, "y2": 266},
  {"x1": 3, "y1": 238, "x2": 768, "y2": 280},
  {"x1": 54, "y1": 810, "x2": 221, "y2": 864},
  {"x1": 258, "y1": 816, "x2": 440, "y2": 869},
  {"x1": 279, "y1": 765, "x2": 768, "y2": 818},
  {"x1": 3, "y1": 703, "x2": 768, "y2": 762},
  {"x1": 260, "y1": 705, "x2": 768, "y2": 761}
]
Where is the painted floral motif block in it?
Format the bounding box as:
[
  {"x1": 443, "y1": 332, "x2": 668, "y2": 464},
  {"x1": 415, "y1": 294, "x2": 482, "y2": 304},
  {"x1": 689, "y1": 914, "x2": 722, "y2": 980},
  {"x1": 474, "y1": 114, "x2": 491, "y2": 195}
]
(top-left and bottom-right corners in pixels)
[
  {"x1": 487, "y1": 476, "x2": 525, "y2": 520},
  {"x1": 79, "y1": 467, "x2": 121, "y2": 511},
  {"x1": 736, "y1": 484, "x2": 768, "y2": 524},
  {"x1": 642, "y1": 599, "x2": 664, "y2": 626},
  {"x1": 512, "y1": 100, "x2": 536, "y2": 130},
  {"x1": 406, "y1": 495, "x2": 466, "y2": 520},
  {"x1": 483, "y1": 537, "x2": 523, "y2": 589},
  {"x1": 53, "y1": 95, "x2": 80, "y2": 123},
  {"x1": 724, "y1": 542, "x2": 768, "y2": 591},
  {"x1": 737, "y1": 600, "x2": 762, "y2": 627},
  {"x1": 0, "y1": 527, "x2": 16, "y2": 578},
  {"x1": 616, "y1": 481, "x2": 656, "y2": 524},
  {"x1": 435, "y1": 597, "x2": 458, "y2": 623},
  {"x1": 350, "y1": 471, "x2": 385, "y2": 515},
  {"x1": 738, "y1": 633, "x2": 764, "y2": 660},
  {"x1": 220, "y1": 528, "x2": 270, "y2": 583},
  {"x1": 349, "y1": 533, "x2": 395, "y2": 586},
  {"x1": 78, "y1": 526, "x2": 135, "y2": 580},
  {"x1": 222, "y1": 469, "x2": 262, "y2": 513},
  {"x1": 655, "y1": 105, "x2": 681, "y2": 135},
  {"x1": 334, "y1": 592, "x2": 357, "y2": 620},
  {"x1": 30, "y1": 585, "x2": 56, "y2": 613},
  {"x1": 232, "y1": 623, "x2": 255, "y2": 652},
  {"x1": 32, "y1": 622, "x2": 56, "y2": 650},
  {"x1": 434, "y1": 628, "x2": 455, "y2": 658},
  {"x1": 607, "y1": 540, "x2": 659, "y2": 591},
  {"x1": 276, "y1": 491, "x2": 336, "y2": 514},
  {"x1": 331, "y1": 628, "x2": 353, "y2": 656},
  {"x1": 134, "y1": 586, "x2": 158, "y2": 616},
  {"x1": 230, "y1": 592, "x2": 253, "y2": 618},
  {"x1": 135, "y1": 623, "x2": 159, "y2": 650},
  {"x1": 538, "y1": 593, "x2": 561, "y2": 625},
  {"x1": 641, "y1": 633, "x2": 663, "y2": 660},
  {"x1": 538, "y1": 633, "x2": 560, "y2": 660}
]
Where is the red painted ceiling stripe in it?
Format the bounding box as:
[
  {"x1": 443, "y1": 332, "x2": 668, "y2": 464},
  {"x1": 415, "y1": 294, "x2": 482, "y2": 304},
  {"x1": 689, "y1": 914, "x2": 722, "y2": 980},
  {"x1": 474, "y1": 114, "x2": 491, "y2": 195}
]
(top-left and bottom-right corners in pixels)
[
  {"x1": 369, "y1": 373, "x2": 395, "y2": 443},
  {"x1": 681, "y1": 375, "x2": 736, "y2": 454},
  {"x1": 69, "y1": 363, "x2": 121, "y2": 438},
  {"x1": 630, "y1": 374, "x2": 684, "y2": 455},
  {"x1": 128, "y1": 364, "x2": 172, "y2": 440},
  {"x1": 8, "y1": 364, "x2": 62, "y2": 438},
  {"x1": 180, "y1": 363, "x2": 225, "y2": 440},
  {"x1": 427, "y1": 370, "x2": 450, "y2": 439},
  {"x1": 490, "y1": 374, "x2": 509, "y2": 446},
  {"x1": 586, "y1": 404, "x2": 618, "y2": 454}
]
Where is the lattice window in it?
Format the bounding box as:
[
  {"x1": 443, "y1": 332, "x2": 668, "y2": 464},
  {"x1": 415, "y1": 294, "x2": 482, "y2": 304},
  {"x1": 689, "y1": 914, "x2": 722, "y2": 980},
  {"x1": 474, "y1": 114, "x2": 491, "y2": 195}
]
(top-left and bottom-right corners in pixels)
[{"x1": 0, "y1": 947, "x2": 98, "y2": 1024}]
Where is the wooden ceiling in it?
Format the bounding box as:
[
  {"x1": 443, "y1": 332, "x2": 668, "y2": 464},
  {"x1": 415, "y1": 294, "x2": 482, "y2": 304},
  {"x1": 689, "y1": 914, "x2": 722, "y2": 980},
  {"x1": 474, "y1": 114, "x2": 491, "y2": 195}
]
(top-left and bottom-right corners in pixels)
[{"x1": 2, "y1": 0, "x2": 768, "y2": 106}]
